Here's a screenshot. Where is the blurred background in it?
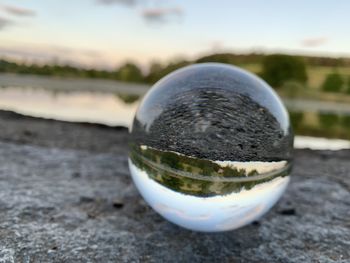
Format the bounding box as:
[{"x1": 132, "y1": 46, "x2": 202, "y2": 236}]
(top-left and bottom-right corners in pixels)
[{"x1": 1, "y1": 0, "x2": 350, "y2": 149}]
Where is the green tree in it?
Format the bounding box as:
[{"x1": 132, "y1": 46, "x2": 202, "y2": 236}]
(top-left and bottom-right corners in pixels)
[
  {"x1": 322, "y1": 73, "x2": 344, "y2": 92},
  {"x1": 117, "y1": 93, "x2": 140, "y2": 104},
  {"x1": 196, "y1": 53, "x2": 236, "y2": 64},
  {"x1": 145, "y1": 60, "x2": 191, "y2": 84},
  {"x1": 342, "y1": 115, "x2": 350, "y2": 128},
  {"x1": 160, "y1": 153, "x2": 183, "y2": 170},
  {"x1": 319, "y1": 113, "x2": 339, "y2": 128},
  {"x1": 289, "y1": 112, "x2": 304, "y2": 130},
  {"x1": 346, "y1": 76, "x2": 350, "y2": 94},
  {"x1": 195, "y1": 53, "x2": 264, "y2": 65},
  {"x1": 261, "y1": 54, "x2": 308, "y2": 87},
  {"x1": 116, "y1": 62, "x2": 144, "y2": 83}
]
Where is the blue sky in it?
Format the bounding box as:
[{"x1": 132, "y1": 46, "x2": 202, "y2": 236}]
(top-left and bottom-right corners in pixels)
[{"x1": 0, "y1": 0, "x2": 349, "y2": 69}]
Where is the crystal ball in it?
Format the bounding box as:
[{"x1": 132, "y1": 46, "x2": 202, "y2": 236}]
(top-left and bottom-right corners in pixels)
[{"x1": 129, "y1": 63, "x2": 293, "y2": 232}]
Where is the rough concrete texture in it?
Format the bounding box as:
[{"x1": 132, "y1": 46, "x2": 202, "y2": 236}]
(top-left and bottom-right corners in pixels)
[{"x1": 0, "y1": 111, "x2": 349, "y2": 262}]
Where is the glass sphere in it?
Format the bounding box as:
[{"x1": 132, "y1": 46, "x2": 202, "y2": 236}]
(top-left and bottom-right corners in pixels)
[{"x1": 129, "y1": 63, "x2": 293, "y2": 232}]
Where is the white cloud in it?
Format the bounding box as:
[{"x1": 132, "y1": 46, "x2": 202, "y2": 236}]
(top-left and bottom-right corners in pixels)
[{"x1": 0, "y1": 17, "x2": 12, "y2": 29}]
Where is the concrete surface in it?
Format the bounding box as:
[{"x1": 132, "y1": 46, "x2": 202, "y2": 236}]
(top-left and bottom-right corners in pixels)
[{"x1": 0, "y1": 111, "x2": 349, "y2": 262}]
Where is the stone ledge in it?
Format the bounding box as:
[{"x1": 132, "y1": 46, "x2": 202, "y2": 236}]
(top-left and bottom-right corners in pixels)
[{"x1": 0, "y1": 111, "x2": 348, "y2": 262}]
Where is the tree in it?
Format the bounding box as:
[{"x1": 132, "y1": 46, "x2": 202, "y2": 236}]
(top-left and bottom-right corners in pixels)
[
  {"x1": 117, "y1": 93, "x2": 140, "y2": 104},
  {"x1": 289, "y1": 112, "x2": 304, "y2": 130},
  {"x1": 261, "y1": 54, "x2": 308, "y2": 87},
  {"x1": 322, "y1": 73, "x2": 344, "y2": 92},
  {"x1": 195, "y1": 53, "x2": 264, "y2": 65},
  {"x1": 342, "y1": 115, "x2": 350, "y2": 128},
  {"x1": 145, "y1": 60, "x2": 191, "y2": 84},
  {"x1": 346, "y1": 76, "x2": 350, "y2": 94},
  {"x1": 319, "y1": 113, "x2": 339, "y2": 128},
  {"x1": 116, "y1": 62, "x2": 144, "y2": 83},
  {"x1": 196, "y1": 53, "x2": 236, "y2": 64}
]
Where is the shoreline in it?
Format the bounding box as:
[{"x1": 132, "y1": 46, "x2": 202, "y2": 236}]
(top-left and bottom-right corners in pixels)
[
  {"x1": 0, "y1": 109, "x2": 128, "y2": 154},
  {"x1": 0, "y1": 72, "x2": 149, "y2": 95}
]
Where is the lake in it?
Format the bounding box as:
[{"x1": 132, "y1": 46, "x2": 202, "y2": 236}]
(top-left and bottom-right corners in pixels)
[{"x1": 1, "y1": 73, "x2": 349, "y2": 150}]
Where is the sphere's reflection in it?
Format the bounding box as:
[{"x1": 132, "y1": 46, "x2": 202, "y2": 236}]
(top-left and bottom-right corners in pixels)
[{"x1": 129, "y1": 63, "x2": 293, "y2": 232}]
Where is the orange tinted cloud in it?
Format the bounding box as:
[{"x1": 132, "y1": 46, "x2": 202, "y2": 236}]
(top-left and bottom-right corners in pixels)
[
  {"x1": 96, "y1": 0, "x2": 138, "y2": 6},
  {"x1": 301, "y1": 37, "x2": 328, "y2": 47},
  {"x1": 2, "y1": 5, "x2": 36, "y2": 17},
  {"x1": 142, "y1": 7, "x2": 183, "y2": 23}
]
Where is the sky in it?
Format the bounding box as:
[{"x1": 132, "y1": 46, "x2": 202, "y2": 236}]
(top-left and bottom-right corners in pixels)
[{"x1": 0, "y1": 0, "x2": 349, "y2": 69}]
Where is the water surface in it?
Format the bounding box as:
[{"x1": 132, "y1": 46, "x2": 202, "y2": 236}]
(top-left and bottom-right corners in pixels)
[{"x1": 0, "y1": 86, "x2": 138, "y2": 127}]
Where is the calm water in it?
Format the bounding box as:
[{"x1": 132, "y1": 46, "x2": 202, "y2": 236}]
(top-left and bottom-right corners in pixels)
[
  {"x1": 0, "y1": 74, "x2": 349, "y2": 149},
  {"x1": 0, "y1": 86, "x2": 139, "y2": 127}
]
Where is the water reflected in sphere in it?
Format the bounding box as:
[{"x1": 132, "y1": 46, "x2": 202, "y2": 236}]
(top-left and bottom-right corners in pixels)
[{"x1": 129, "y1": 63, "x2": 293, "y2": 232}]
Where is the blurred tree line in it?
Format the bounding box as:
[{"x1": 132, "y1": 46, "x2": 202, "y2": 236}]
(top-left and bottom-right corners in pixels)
[
  {"x1": 289, "y1": 111, "x2": 350, "y2": 140},
  {"x1": 1, "y1": 53, "x2": 350, "y2": 94},
  {"x1": 0, "y1": 59, "x2": 145, "y2": 83}
]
